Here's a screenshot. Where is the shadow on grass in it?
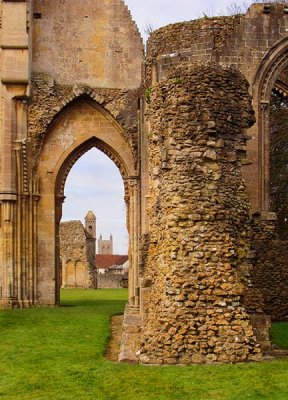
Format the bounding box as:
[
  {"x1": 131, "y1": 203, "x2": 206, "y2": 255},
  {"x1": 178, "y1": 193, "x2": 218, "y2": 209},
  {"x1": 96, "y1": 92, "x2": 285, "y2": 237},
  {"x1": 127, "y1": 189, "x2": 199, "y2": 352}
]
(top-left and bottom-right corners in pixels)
[
  {"x1": 60, "y1": 299, "x2": 128, "y2": 310},
  {"x1": 60, "y1": 304, "x2": 75, "y2": 307}
]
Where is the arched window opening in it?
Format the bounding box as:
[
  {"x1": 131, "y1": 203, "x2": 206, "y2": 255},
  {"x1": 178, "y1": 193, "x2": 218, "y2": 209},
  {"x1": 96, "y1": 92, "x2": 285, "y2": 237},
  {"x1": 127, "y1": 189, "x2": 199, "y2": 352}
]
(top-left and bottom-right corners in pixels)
[{"x1": 270, "y1": 72, "x2": 288, "y2": 239}]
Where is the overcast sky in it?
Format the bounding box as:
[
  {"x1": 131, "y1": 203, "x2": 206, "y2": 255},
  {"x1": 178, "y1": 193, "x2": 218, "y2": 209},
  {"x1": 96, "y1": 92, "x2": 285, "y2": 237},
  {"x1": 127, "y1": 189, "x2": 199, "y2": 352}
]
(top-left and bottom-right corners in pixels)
[
  {"x1": 125, "y1": 0, "x2": 253, "y2": 40},
  {"x1": 62, "y1": 0, "x2": 255, "y2": 254}
]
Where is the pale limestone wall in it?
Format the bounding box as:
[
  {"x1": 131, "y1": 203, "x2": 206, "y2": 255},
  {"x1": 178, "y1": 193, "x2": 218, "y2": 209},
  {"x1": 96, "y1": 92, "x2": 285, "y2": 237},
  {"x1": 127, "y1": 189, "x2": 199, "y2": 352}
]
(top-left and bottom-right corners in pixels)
[
  {"x1": 28, "y1": 0, "x2": 142, "y2": 307},
  {"x1": 0, "y1": 0, "x2": 30, "y2": 308},
  {"x1": 0, "y1": 0, "x2": 142, "y2": 308},
  {"x1": 64, "y1": 260, "x2": 87, "y2": 288},
  {"x1": 32, "y1": 0, "x2": 143, "y2": 89}
]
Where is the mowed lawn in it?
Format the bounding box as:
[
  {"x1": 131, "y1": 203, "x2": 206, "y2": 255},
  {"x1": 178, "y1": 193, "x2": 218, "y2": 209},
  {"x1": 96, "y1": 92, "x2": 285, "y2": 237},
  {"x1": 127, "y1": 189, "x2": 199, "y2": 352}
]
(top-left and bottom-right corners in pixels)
[{"x1": 0, "y1": 289, "x2": 288, "y2": 400}]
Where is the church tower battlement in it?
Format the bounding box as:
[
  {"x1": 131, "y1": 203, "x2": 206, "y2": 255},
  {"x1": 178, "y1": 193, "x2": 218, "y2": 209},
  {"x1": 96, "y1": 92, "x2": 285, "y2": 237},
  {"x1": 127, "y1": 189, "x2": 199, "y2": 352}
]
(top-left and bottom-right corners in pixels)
[{"x1": 98, "y1": 234, "x2": 113, "y2": 255}]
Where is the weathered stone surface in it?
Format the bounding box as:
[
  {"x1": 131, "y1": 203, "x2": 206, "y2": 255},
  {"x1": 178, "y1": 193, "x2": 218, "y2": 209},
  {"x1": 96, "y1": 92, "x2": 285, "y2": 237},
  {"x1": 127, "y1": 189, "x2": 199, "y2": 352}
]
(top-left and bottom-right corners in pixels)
[
  {"x1": 118, "y1": 305, "x2": 142, "y2": 364},
  {"x1": 0, "y1": 0, "x2": 141, "y2": 308},
  {"x1": 29, "y1": 74, "x2": 140, "y2": 166},
  {"x1": 98, "y1": 274, "x2": 128, "y2": 289},
  {"x1": 139, "y1": 63, "x2": 261, "y2": 364},
  {"x1": 60, "y1": 220, "x2": 96, "y2": 289},
  {"x1": 146, "y1": 3, "x2": 288, "y2": 215},
  {"x1": 33, "y1": 0, "x2": 143, "y2": 89}
]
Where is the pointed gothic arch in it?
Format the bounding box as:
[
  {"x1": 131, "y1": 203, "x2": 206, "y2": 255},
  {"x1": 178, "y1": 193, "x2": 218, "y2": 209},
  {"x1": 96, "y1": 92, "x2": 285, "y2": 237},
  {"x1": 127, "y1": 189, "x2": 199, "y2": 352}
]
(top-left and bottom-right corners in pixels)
[
  {"x1": 252, "y1": 37, "x2": 288, "y2": 210},
  {"x1": 35, "y1": 96, "x2": 140, "y2": 306}
]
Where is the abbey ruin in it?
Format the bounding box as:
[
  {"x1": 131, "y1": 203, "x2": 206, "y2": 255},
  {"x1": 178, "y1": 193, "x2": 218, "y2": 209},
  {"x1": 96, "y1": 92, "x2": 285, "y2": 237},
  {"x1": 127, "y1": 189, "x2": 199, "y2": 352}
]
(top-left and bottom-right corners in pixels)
[
  {"x1": 60, "y1": 211, "x2": 97, "y2": 289},
  {"x1": 0, "y1": 0, "x2": 288, "y2": 364}
]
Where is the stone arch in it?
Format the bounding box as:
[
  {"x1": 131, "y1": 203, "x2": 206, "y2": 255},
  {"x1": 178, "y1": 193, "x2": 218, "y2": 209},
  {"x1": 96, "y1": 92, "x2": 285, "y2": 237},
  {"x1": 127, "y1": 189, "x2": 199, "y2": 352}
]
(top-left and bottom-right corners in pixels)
[
  {"x1": 55, "y1": 135, "x2": 130, "y2": 202},
  {"x1": 252, "y1": 37, "x2": 288, "y2": 210},
  {"x1": 66, "y1": 260, "x2": 76, "y2": 288},
  {"x1": 75, "y1": 260, "x2": 86, "y2": 288},
  {"x1": 35, "y1": 96, "x2": 140, "y2": 306},
  {"x1": 44, "y1": 86, "x2": 125, "y2": 130}
]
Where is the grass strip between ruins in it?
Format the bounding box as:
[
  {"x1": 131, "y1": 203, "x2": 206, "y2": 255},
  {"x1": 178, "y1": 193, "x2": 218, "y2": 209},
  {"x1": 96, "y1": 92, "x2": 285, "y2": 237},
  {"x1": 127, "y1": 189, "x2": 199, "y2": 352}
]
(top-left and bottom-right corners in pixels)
[{"x1": 0, "y1": 289, "x2": 288, "y2": 400}]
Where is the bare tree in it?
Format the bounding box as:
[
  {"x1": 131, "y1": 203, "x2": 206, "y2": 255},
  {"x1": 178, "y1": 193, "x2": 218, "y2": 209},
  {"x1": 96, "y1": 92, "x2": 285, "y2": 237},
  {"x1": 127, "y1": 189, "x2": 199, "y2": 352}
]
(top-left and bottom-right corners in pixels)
[
  {"x1": 226, "y1": 2, "x2": 250, "y2": 15},
  {"x1": 144, "y1": 22, "x2": 154, "y2": 37},
  {"x1": 225, "y1": 0, "x2": 288, "y2": 16}
]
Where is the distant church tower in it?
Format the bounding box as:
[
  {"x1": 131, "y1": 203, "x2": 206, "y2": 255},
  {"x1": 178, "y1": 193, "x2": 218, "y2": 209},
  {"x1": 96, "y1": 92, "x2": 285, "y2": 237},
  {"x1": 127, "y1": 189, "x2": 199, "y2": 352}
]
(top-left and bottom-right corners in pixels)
[
  {"x1": 98, "y1": 234, "x2": 113, "y2": 254},
  {"x1": 84, "y1": 211, "x2": 96, "y2": 239}
]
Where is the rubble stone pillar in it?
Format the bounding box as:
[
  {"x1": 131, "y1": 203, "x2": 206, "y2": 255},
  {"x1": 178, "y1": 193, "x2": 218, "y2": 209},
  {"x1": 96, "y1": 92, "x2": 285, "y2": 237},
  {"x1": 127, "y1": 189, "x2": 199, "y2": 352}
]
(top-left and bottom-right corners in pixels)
[{"x1": 140, "y1": 63, "x2": 262, "y2": 364}]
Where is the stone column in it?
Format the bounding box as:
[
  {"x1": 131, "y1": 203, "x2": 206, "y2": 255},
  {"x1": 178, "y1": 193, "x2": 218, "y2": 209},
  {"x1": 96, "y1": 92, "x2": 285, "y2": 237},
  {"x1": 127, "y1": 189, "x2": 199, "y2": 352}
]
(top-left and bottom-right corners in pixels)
[
  {"x1": 125, "y1": 177, "x2": 140, "y2": 308},
  {"x1": 0, "y1": 0, "x2": 30, "y2": 308},
  {"x1": 15, "y1": 139, "x2": 33, "y2": 308},
  {"x1": 0, "y1": 201, "x2": 17, "y2": 308},
  {"x1": 259, "y1": 100, "x2": 270, "y2": 210},
  {"x1": 55, "y1": 195, "x2": 65, "y2": 305}
]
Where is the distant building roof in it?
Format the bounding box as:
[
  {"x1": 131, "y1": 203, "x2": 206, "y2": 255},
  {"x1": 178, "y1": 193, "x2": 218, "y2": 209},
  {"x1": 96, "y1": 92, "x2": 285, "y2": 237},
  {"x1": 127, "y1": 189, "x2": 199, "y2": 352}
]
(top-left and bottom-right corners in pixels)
[{"x1": 96, "y1": 254, "x2": 128, "y2": 269}]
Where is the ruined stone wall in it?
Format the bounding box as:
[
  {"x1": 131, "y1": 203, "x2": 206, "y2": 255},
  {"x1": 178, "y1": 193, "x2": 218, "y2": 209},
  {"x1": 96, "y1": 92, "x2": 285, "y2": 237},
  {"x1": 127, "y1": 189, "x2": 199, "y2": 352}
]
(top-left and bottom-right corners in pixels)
[
  {"x1": 32, "y1": 0, "x2": 143, "y2": 89},
  {"x1": 60, "y1": 221, "x2": 88, "y2": 262},
  {"x1": 140, "y1": 64, "x2": 262, "y2": 365},
  {"x1": 28, "y1": 0, "x2": 143, "y2": 169},
  {"x1": 147, "y1": 16, "x2": 242, "y2": 57},
  {"x1": 146, "y1": 15, "x2": 242, "y2": 83},
  {"x1": 60, "y1": 221, "x2": 96, "y2": 288},
  {"x1": 139, "y1": 2, "x2": 288, "y2": 346},
  {"x1": 97, "y1": 274, "x2": 128, "y2": 289},
  {"x1": 146, "y1": 3, "x2": 288, "y2": 213},
  {"x1": 146, "y1": 4, "x2": 288, "y2": 84}
]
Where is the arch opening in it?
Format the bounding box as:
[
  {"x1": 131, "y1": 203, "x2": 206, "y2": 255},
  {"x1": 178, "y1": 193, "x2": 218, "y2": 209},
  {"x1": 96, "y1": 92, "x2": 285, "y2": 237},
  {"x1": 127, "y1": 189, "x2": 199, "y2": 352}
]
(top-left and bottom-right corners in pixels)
[
  {"x1": 35, "y1": 98, "x2": 140, "y2": 307},
  {"x1": 248, "y1": 39, "x2": 288, "y2": 322},
  {"x1": 269, "y1": 85, "x2": 288, "y2": 239},
  {"x1": 58, "y1": 147, "x2": 128, "y2": 297},
  {"x1": 253, "y1": 38, "x2": 288, "y2": 211}
]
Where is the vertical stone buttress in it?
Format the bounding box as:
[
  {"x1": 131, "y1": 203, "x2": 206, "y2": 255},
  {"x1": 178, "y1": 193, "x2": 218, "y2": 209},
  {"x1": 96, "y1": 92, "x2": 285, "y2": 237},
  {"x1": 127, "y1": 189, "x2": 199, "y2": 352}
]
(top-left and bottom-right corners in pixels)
[
  {"x1": 140, "y1": 64, "x2": 262, "y2": 364},
  {"x1": 0, "y1": 1, "x2": 33, "y2": 308}
]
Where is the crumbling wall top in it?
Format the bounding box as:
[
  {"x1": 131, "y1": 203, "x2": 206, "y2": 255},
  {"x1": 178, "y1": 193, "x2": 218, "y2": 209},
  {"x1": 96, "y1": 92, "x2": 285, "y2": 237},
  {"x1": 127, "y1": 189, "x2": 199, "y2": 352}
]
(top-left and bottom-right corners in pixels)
[
  {"x1": 147, "y1": 15, "x2": 242, "y2": 58},
  {"x1": 147, "y1": 3, "x2": 288, "y2": 60},
  {"x1": 60, "y1": 221, "x2": 88, "y2": 262}
]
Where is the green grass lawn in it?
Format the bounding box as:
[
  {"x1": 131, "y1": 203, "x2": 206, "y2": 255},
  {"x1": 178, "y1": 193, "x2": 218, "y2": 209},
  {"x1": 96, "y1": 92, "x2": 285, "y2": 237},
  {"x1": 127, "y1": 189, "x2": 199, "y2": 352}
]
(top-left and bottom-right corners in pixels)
[{"x1": 0, "y1": 289, "x2": 288, "y2": 400}]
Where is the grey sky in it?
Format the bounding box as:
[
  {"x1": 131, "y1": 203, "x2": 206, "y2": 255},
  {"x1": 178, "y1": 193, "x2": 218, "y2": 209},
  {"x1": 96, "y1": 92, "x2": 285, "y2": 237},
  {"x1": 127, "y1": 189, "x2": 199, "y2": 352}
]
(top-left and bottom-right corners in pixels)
[
  {"x1": 125, "y1": 0, "x2": 252, "y2": 40},
  {"x1": 62, "y1": 0, "x2": 255, "y2": 254}
]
